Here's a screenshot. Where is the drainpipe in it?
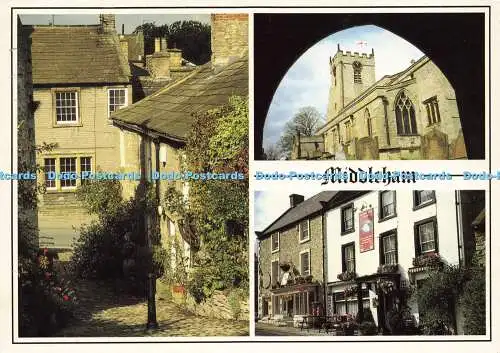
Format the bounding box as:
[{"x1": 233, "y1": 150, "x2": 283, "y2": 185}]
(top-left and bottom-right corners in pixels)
[
  {"x1": 455, "y1": 191, "x2": 464, "y2": 268},
  {"x1": 320, "y1": 201, "x2": 328, "y2": 315}
]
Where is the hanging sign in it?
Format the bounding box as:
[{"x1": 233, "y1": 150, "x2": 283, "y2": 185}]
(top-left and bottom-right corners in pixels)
[{"x1": 359, "y1": 208, "x2": 374, "y2": 252}]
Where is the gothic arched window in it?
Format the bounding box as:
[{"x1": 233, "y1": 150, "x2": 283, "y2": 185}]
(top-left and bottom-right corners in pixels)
[
  {"x1": 395, "y1": 91, "x2": 418, "y2": 135},
  {"x1": 364, "y1": 108, "x2": 373, "y2": 137},
  {"x1": 353, "y1": 61, "x2": 362, "y2": 83}
]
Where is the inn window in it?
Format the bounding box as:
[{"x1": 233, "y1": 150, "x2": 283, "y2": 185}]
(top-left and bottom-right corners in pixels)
[
  {"x1": 108, "y1": 88, "x2": 128, "y2": 117},
  {"x1": 423, "y1": 96, "x2": 441, "y2": 125},
  {"x1": 395, "y1": 91, "x2": 418, "y2": 135},
  {"x1": 353, "y1": 61, "x2": 362, "y2": 83},
  {"x1": 414, "y1": 217, "x2": 438, "y2": 255},
  {"x1": 300, "y1": 250, "x2": 310, "y2": 276},
  {"x1": 55, "y1": 91, "x2": 78, "y2": 124},
  {"x1": 413, "y1": 190, "x2": 436, "y2": 209},
  {"x1": 60, "y1": 157, "x2": 77, "y2": 188},
  {"x1": 341, "y1": 203, "x2": 354, "y2": 234},
  {"x1": 342, "y1": 242, "x2": 356, "y2": 273},
  {"x1": 271, "y1": 232, "x2": 280, "y2": 253},
  {"x1": 379, "y1": 190, "x2": 396, "y2": 220},
  {"x1": 380, "y1": 231, "x2": 398, "y2": 265},
  {"x1": 43, "y1": 158, "x2": 56, "y2": 189},
  {"x1": 332, "y1": 289, "x2": 369, "y2": 315},
  {"x1": 271, "y1": 260, "x2": 279, "y2": 285},
  {"x1": 299, "y1": 219, "x2": 310, "y2": 243}
]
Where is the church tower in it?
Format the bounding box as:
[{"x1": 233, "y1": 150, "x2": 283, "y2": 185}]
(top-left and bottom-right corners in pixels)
[{"x1": 326, "y1": 44, "x2": 376, "y2": 121}]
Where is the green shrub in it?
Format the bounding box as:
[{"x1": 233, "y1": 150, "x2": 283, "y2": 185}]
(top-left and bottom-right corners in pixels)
[{"x1": 461, "y1": 267, "x2": 486, "y2": 334}]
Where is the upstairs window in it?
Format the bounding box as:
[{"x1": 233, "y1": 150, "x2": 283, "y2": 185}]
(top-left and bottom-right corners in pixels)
[
  {"x1": 342, "y1": 243, "x2": 356, "y2": 273},
  {"x1": 55, "y1": 91, "x2": 78, "y2": 124},
  {"x1": 271, "y1": 260, "x2": 279, "y2": 285},
  {"x1": 414, "y1": 190, "x2": 436, "y2": 209},
  {"x1": 341, "y1": 204, "x2": 354, "y2": 234},
  {"x1": 299, "y1": 219, "x2": 310, "y2": 242},
  {"x1": 353, "y1": 61, "x2": 362, "y2": 83},
  {"x1": 415, "y1": 217, "x2": 438, "y2": 255},
  {"x1": 380, "y1": 191, "x2": 396, "y2": 220},
  {"x1": 300, "y1": 250, "x2": 310, "y2": 276},
  {"x1": 423, "y1": 96, "x2": 441, "y2": 125},
  {"x1": 380, "y1": 231, "x2": 398, "y2": 265},
  {"x1": 271, "y1": 232, "x2": 280, "y2": 253},
  {"x1": 108, "y1": 88, "x2": 128, "y2": 117},
  {"x1": 395, "y1": 91, "x2": 418, "y2": 135}
]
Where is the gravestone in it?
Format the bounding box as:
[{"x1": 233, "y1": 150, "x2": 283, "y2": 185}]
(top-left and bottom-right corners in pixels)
[
  {"x1": 421, "y1": 129, "x2": 449, "y2": 159},
  {"x1": 355, "y1": 136, "x2": 380, "y2": 160}
]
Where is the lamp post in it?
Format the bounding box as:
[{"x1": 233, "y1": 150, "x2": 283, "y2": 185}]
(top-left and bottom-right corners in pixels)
[{"x1": 146, "y1": 272, "x2": 158, "y2": 330}]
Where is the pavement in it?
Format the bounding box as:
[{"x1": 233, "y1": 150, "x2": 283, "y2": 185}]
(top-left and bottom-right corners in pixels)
[
  {"x1": 54, "y1": 280, "x2": 249, "y2": 337},
  {"x1": 255, "y1": 322, "x2": 335, "y2": 336}
]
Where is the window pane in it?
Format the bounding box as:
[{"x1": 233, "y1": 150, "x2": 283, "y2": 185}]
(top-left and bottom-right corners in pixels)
[
  {"x1": 44, "y1": 158, "x2": 55, "y2": 188},
  {"x1": 60, "y1": 157, "x2": 76, "y2": 187},
  {"x1": 56, "y1": 92, "x2": 77, "y2": 123},
  {"x1": 300, "y1": 219, "x2": 309, "y2": 241}
]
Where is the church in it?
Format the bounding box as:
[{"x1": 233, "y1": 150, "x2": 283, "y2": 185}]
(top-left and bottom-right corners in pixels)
[{"x1": 291, "y1": 45, "x2": 467, "y2": 160}]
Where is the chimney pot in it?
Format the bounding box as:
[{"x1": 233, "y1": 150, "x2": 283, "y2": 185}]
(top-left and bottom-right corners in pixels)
[{"x1": 289, "y1": 194, "x2": 304, "y2": 208}]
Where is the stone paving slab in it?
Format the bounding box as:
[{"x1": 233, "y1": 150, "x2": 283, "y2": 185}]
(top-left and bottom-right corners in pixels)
[{"x1": 55, "y1": 280, "x2": 249, "y2": 337}]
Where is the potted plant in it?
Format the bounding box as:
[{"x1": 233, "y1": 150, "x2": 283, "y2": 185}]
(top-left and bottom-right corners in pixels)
[
  {"x1": 377, "y1": 279, "x2": 396, "y2": 294},
  {"x1": 279, "y1": 262, "x2": 291, "y2": 272},
  {"x1": 305, "y1": 275, "x2": 313, "y2": 283},
  {"x1": 295, "y1": 276, "x2": 305, "y2": 284}
]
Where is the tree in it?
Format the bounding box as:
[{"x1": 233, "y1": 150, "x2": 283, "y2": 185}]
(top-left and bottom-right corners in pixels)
[
  {"x1": 278, "y1": 106, "x2": 325, "y2": 157},
  {"x1": 133, "y1": 20, "x2": 211, "y2": 65},
  {"x1": 263, "y1": 143, "x2": 281, "y2": 160}
]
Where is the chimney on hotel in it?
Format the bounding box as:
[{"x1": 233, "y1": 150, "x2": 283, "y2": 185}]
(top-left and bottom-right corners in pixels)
[
  {"x1": 289, "y1": 194, "x2": 305, "y2": 208},
  {"x1": 99, "y1": 14, "x2": 116, "y2": 34},
  {"x1": 210, "y1": 14, "x2": 248, "y2": 68}
]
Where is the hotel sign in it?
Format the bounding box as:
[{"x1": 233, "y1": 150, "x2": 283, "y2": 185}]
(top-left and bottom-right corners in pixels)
[{"x1": 359, "y1": 208, "x2": 374, "y2": 252}]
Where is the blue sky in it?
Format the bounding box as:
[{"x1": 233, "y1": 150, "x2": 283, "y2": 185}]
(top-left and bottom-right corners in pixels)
[
  {"x1": 263, "y1": 25, "x2": 425, "y2": 149},
  {"x1": 19, "y1": 14, "x2": 210, "y2": 34}
]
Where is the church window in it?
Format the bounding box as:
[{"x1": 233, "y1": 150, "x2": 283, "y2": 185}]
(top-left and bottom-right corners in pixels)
[
  {"x1": 365, "y1": 108, "x2": 373, "y2": 137},
  {"x1": 395, "y1": 91, "x2": 418, "y2": 135},
  {"x1": 423, "y1": 96, "x2": 441, "y2": 125},
  {"x1": 353, "y1": 61, "x2": 362, "y2": 83}
]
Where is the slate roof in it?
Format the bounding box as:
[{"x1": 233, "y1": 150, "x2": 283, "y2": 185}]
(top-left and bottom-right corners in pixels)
[
  {"x1": 29, "y1": 25, "x2": 130, "y2": 85},
  {"x1": 111, "y1": 55, "x2": 248, "y2": 143},
  {"x1": 260, "y1": 191, "x2": 338, "y2": 237}
]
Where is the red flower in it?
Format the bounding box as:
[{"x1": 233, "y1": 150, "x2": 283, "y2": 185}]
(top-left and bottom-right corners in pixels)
[{"x1": 63, "y1": 295, "x2": 70, "y2": 301}]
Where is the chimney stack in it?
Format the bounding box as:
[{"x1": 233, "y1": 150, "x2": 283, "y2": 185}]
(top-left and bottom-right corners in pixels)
[
  {"x1": 161, "y1": 38, "x2": 168, "y2": 51},
  {"x1": 99, "y1": 14, "x2": 116, "y2": 34},
  {"x1": 289, "y1": 194, "x2": 304, "y2": 208},
  {"x1": 210, "y1": 14, "x2": 248, "y2": 68},
  {"x1": 119, "y1": 36, "x2": 129, "y2": 62},
  {"x1": 154, "y1": 38, "x2": 161, "y2": 53}
]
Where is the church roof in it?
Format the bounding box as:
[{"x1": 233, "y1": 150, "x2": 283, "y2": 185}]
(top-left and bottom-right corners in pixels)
[{"x1": 29, "y1": 25, "x2": 130, "y2": 85}]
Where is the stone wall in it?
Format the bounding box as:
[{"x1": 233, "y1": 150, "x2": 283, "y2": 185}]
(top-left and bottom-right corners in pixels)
[{"x1": 184, "y1": 290, "x2": 249, "y2": 321}]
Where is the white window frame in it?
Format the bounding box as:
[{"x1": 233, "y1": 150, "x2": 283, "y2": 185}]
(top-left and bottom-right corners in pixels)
[
  {"x1": 299, "y1": 249, "x2": 311, "y2": 276},
  {"x1": 55, "y1": 91, "x2": 79, "y2": 125},
  {"x1": 59, "y1": 157, "x2": 77, "y2": 189},
  {"x1": 418, "y1": 221, "x2": 436, "y2": 254},
  {"x1": 108, "y1": 88, "x2": 128, "y2": 118},
  {"x1": 271, "y1": 231, "x2": 280, "y2": 253},
  {"x1": 299, "y1": 219, "x2": 310, "y2": 243},
  {"x1": 43, "y1": 158, "x2": 56, "y2": 190}
]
